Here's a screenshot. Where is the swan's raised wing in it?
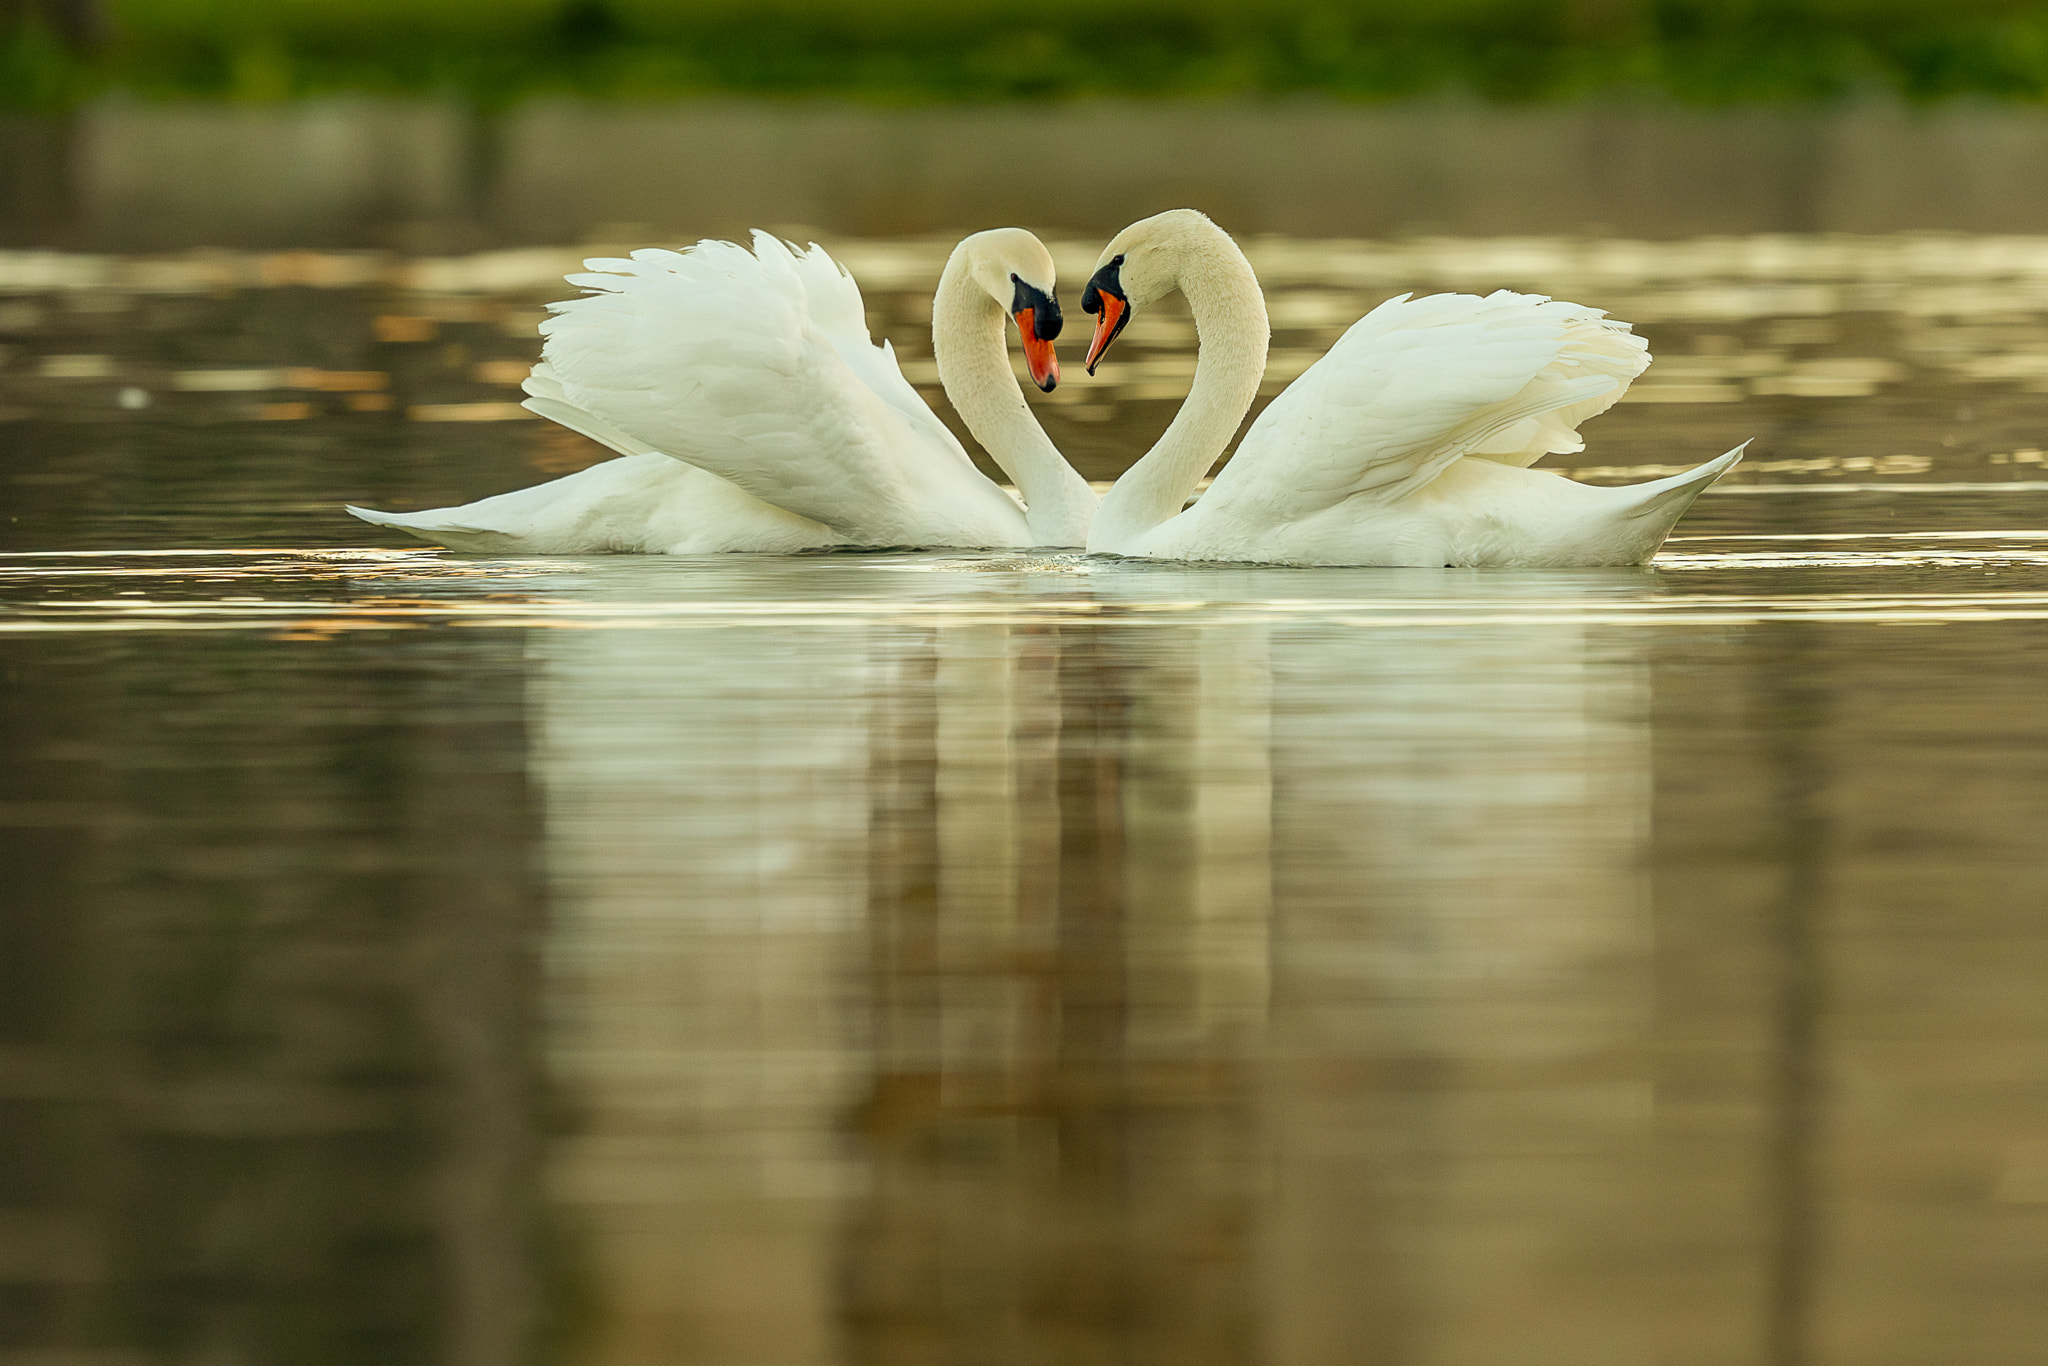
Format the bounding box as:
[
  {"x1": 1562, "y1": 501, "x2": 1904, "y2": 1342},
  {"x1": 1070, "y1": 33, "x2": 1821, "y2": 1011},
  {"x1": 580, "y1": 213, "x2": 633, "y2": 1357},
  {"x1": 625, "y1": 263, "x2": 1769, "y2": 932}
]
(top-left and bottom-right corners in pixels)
[
  {"x1": 1204, "y1": 291, "x2": 1648, "y2": 520},
  {"x1": 527, "y1": 233, "x2": 1020, "y2": 547},
  {"x1": 777, "y1": 238, "x2": 977, "y2": 464}
]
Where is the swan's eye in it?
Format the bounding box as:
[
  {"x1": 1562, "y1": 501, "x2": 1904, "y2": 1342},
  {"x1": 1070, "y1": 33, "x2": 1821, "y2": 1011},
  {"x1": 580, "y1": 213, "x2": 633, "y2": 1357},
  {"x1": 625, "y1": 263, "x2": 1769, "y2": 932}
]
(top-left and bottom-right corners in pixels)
[{"x1": 1111, "y1": 254, "x2": 1125, "y2": 267}]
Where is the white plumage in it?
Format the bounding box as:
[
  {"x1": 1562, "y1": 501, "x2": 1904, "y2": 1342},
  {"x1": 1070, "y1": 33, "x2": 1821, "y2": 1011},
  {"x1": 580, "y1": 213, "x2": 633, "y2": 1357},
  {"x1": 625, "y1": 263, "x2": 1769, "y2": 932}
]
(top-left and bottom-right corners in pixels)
[
  {"x1": 1083, "y1": 211, "x2": 1742, "y2": 567},
  {"x1": 350, "y1": 229, "x2": 1090, "y2": 553},
  {"x1": 538, "y1": 234, "x2": 1022, "y2": 546}
]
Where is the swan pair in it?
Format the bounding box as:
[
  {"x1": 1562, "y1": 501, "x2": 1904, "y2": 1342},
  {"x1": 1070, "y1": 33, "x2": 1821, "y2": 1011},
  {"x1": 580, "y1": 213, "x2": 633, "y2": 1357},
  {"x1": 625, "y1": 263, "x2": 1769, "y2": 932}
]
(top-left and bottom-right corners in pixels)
[{"x1": 350, "y1": 211, "x2": 1743, "y2": 566}]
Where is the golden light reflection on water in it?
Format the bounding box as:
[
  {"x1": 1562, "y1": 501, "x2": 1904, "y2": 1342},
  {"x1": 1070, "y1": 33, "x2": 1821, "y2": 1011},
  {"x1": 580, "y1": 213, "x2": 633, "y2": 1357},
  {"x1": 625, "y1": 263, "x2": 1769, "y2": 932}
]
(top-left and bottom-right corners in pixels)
[{"x1": 12, "y1": 540, "x2": 2048, "y2": 635}]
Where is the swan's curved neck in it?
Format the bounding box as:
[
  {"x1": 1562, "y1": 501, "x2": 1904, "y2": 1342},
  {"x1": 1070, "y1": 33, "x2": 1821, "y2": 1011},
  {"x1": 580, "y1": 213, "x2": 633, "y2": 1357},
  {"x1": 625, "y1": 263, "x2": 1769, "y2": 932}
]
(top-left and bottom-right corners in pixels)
[
  {"x1": 1086, "y1": 230, "x2": 1268, "y2": 553},
  {"x1": 932, "y1": 251, "x2": 1096, "y2": 547}
]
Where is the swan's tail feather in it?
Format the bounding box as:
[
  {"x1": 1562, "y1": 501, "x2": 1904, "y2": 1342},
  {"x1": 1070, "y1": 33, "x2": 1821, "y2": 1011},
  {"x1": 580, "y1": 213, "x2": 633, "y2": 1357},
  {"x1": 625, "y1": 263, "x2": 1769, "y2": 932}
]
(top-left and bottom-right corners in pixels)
[
  {"x1": 347, "y1": 503, "x2": 450, "y2": 531},
  {"x1": 1623, "y1": 443, "x2": 1746, "y2": 515},
  {"x1": 346, "y1": 363, "x2": 662, "y2": 554},
  {"x1": 345, "y1": 504, "x2": 521, "y2": 554},
  {"x1": 1617, "y1": 443, "x2": 1748, "y2": 559}
]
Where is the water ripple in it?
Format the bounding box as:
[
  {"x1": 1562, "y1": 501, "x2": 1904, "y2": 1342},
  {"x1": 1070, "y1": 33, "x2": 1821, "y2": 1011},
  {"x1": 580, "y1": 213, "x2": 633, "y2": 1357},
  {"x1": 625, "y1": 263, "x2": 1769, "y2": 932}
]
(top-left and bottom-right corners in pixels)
[{"x1": 6, "y1": 542, "x2": 2048, "y2": 633}]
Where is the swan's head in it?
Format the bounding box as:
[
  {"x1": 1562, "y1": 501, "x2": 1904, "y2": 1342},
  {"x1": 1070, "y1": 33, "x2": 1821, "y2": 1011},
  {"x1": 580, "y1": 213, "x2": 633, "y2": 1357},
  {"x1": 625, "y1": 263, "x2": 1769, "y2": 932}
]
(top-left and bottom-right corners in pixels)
[
  {"x1": 1082, "y1": 209, "x2": 1217, "y2": 374},
  {"x1": 959, "y1": 227, "x2": 1063, "y2": 392}
]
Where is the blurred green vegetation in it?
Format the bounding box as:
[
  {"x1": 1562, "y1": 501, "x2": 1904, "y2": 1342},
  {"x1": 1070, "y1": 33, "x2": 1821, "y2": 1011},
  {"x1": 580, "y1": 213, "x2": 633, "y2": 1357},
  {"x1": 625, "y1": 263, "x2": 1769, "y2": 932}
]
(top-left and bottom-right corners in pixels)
[{"x1": 13, "y1": 0, "x2": 2048, "y2": 106}]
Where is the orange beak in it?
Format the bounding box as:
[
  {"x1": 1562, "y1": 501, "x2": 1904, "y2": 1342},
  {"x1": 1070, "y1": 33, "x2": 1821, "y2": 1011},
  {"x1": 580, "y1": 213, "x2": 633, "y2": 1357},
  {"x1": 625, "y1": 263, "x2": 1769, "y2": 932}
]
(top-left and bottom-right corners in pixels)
[
  {"x1": 1084, "y1": 292, "x2": 1127, "y2": 374},
  {"x1": 1015, "y1": 309, "x2": 1059, "y2": 392}
]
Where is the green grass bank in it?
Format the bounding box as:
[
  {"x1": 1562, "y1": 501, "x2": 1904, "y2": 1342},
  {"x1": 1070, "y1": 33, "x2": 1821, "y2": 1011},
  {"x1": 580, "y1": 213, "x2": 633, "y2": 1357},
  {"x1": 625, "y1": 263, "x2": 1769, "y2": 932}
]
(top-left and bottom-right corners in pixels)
[{"x1": 13, "y1": 0, "x2": 2048, "y2": 106}]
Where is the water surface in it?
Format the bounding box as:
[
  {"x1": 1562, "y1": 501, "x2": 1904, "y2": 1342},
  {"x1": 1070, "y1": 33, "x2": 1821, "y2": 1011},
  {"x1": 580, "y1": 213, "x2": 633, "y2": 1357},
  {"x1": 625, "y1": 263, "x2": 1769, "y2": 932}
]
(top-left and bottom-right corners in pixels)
[{"x1": 3, "y1": 233, "x2": 2047, "y2": 1366}]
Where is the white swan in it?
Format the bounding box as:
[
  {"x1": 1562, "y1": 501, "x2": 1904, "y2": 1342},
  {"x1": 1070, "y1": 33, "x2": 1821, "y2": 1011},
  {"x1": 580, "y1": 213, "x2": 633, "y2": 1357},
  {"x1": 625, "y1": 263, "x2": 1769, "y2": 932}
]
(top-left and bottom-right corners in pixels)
[
  {"x1": 347, "y1": 228, "x2": 1095, "y2": 553},
  {"x1": 1078, "y1": 210, "x2": 1744, "y2": 567}
]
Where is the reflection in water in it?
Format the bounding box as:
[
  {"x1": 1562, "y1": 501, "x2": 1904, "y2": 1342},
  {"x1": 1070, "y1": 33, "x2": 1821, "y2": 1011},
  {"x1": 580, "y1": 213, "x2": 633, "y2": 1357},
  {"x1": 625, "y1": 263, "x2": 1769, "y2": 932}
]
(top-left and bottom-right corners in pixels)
[
  {"x1": 536, "y1": 622, "x2": 872, "y2": 1366},
  {"x1": 1265, "y1": 615, "x2": 1652, "y2": 1363},
  {"x1": 518, "y1": 563, "x2": 1668, "y2": 1364},
  {"x1": 847, "y1": 615, "x2": 1277, "y2": 1364},
  {"x1": 4, "y1": 547, "x2": 2048, "y2": 1361}
]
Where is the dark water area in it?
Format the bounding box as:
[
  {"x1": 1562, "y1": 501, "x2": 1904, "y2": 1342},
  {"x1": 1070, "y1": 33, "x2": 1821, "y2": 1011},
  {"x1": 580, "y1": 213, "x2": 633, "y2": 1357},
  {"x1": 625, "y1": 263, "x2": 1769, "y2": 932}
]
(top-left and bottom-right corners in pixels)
[{"x1": 5, "y1": 201, "x2": 2048, "y2": 1363}]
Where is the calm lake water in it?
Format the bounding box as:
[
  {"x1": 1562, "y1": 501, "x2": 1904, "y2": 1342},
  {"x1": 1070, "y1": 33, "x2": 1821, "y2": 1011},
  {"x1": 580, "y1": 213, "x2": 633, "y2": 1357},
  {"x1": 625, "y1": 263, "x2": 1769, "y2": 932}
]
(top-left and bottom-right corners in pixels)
[{"x1": 4, "y1": 225, "x2": 2048, "y2": 1366}]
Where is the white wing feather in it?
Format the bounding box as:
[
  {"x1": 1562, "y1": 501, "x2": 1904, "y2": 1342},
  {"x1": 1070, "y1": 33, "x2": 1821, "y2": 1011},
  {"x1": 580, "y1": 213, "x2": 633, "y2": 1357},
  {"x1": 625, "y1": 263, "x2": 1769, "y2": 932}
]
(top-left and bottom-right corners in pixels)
[
  {"x1": 533, "y1": 233, "x2": 1021, "y2": 547},
  {"x1": 778, "y1": 240, "x2": 974, "y2": 463},
  {"x1": 1200, "y1": 291, "x2": 1648, "y2": 523}
]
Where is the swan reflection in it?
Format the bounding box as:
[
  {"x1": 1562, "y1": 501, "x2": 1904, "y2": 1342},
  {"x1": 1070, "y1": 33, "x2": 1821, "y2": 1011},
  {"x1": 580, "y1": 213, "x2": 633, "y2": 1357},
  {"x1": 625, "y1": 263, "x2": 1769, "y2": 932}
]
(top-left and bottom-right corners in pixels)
[{"x1": 531, "y1": 558, "x2": 1656, "y2": 1365}]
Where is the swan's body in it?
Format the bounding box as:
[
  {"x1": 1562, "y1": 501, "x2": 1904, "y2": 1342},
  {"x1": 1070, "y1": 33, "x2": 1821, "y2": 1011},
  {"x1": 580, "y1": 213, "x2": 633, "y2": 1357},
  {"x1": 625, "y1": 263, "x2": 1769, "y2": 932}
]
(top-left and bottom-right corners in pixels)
[
  {"x1": 1080, "y1": 211, "x2": 1742, "y2": 567},
  {"x1": 349, "y1": 230, "x2": 1093, "y2": 552}
]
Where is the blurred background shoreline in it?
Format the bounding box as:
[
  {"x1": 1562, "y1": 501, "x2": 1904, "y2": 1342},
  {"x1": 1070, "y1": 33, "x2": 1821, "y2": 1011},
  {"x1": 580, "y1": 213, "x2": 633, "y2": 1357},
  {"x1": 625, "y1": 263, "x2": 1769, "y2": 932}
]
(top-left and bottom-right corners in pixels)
[
  {"x1": 10, "y1": 94, "x2": 2048, "y2": 250},
  {"x1": 15, "y1": 2, "x2": 2048, "y2": 250}
]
